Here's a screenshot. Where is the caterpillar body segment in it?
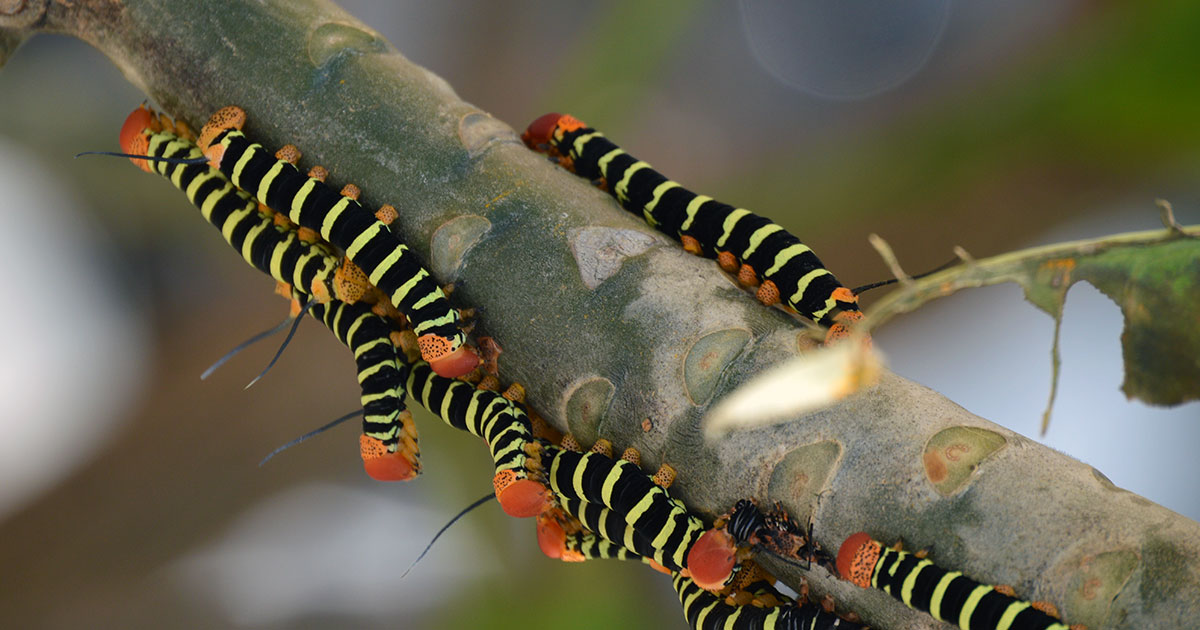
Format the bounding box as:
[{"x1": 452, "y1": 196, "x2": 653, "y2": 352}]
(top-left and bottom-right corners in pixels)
[
  {"x1": 534, "y1": 508, "x2": 663, "y2": 570},
  {"x1": 672, "y1": 572, "x2": 864, "y2": 630},
  {"x1": 308, "y1": 298, "x2": 419, "y2": 481},
  {"x1": 403, "y1": 361, "x2": 550, "y2": 518},
  {"x1": 837, "y1": 533, "x2": 1080, "y2": 630},
  {"x1": 522, "y1": 113, "x2": 863, "y2": 340},
  {"x1": 197, "y1": 106, "x2": 478, "y2": 378},
  {"x1": 557, "y1": 495, "x2": 666, "y2": 564}
]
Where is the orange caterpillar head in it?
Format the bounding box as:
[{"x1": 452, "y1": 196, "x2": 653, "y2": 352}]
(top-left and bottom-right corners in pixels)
[
  {"x1": 535, "y1": 513, "x2": 568, "y2": 559},
  {"x1": 836, "y1": 531, "x2": 881, "y2": 588},
  {"x1": 422, "y1": 340, "x2": 480, "y2": 378},
  {"x1": 685, "y1": 527, "x2": 738, "y2": 591},
  {"x1": 119, "y1": 105, "x2": 162, "y2": 173},
  {"x1": 493, "y1": 471, "x2": 550, "y2": 518},
  {"x1": 359, "y1": 435, "x2": 419, "y2": 482},
  {"x1": 521, "y1": 113, "x2": 587, "y2": 152}
]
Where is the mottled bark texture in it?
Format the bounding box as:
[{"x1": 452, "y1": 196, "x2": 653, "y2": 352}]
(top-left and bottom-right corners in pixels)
[{"x1": 3, "y1": 1, "x2": 1196, "y2": 628}]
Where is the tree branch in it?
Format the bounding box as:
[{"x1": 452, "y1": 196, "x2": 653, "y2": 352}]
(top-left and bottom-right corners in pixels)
[{"x1": 5, "y1": 1, "x2": 1197, "y2": 628}]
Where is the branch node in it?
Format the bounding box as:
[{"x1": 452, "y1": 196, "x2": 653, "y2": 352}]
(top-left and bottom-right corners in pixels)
[
  {"x1": 1155, "y1": 198, "x2": 1187, "y2": 237},
  {"x1": 867, "y1": 233, "x2": 913, "y2": 287}
]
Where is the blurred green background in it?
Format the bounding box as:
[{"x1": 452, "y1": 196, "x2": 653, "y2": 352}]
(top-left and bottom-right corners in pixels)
[{"x1": 1, "y1": 1, "x2": 1198, "y2": 628}]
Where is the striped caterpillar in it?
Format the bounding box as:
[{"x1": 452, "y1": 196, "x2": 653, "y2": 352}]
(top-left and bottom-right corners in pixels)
[
  {"x1": 118, "y1": 105, "x2": 419, "y2": 481},
  {"x1": 540, "y1": 444, "x2": 739, "y2": 588},
  {"x1": 191, "y1": 106, "x2": 479, "y2": 378},
  {"x1": 537, "y1": 494, "x2": 670, "y2": 573},
  {"x1": 522, "y1": 113, "x2": 862, "y2": 342},
  {"x1": 402, "y1": 361, "x2": 550, "y2": 518},
  {"x1": 837, "y1": 532, "x2": 1083, "y2": 630},
  {"x1": 308, "y1": 298, "x2": 418, "y2": 481}
]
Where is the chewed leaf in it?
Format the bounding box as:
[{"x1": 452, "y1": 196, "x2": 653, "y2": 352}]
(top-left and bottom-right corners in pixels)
[
  {"x1": 865, "y1": 216, "x2": 1200, "y2": 422},
  {"x1": 703, "y1": 340, "x2": 883, "y2": 439},
  {"x1": 1054, "y1": 238, "x2": 1200, "y2": 406}
]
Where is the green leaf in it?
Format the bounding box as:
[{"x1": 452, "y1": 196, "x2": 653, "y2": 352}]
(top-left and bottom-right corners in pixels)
[{"x1": 866, "y1": 213, "x2": 1200, "y2": 421}]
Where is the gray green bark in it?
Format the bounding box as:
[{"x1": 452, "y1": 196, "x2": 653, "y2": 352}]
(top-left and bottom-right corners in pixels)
[{"x1": 3, "y1": 1, "x2": 1196, "y2": 628}]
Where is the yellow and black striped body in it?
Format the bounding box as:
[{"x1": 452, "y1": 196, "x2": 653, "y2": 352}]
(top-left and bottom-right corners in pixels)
[
  {"x1": 526, "y1": 114, "x2": 861, "y2": 330},
  {"x1": 145, "y1": 131, "x2": 338, "y2": 298},
  {"x1": 309, "y1": 298, "x2": 416, "y2": 475},
  {"x1": 560, "y1": 527, "x2": 654, "y2": 566},
  {"x1": 403, "y1": 361, "x2": 549, "y2": 518},
  {"x1": 206, "y1": 127, "x2": 468, "y2": 367},
  {"x1": 838, "y1": 533, "x2": 1072, "y2": 630},
  {"x1": 557, "y1": 495, "x2": 663, "y2": 563},
  {"x1": 543, "y1": 446, "x2": 706, "y2": 572},
  {"x1": 138, "y1": 128, "x2": 420, "y2": 478},
  {"x1": 672, "y1": 573, "x2": 863, "y2": 630}
]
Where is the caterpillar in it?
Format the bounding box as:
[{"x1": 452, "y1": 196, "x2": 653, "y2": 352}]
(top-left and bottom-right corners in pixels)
[
  {"x1": 308, "y1": 297, "x2": 418, "y2": 481},
  {"x1": 672, "y1": 572, "x2": 864, "y2": 630},
  {"x1": 118, "y1": 106, "x2": 419, "y2": 481},
  {"x1": 837, "y1": 532, "x2": 1081, "y2": 630},
  {"x1": 194, "y1": 105, "x2": 479, "y2": 378},
  {"x1": 403, "y1": 361, "x2": 550, "y2": 518},
  {"x1": 540, "y1": 444, "x2": 740, "y2": 589},
  {"x1": 522, "y1": 113, "x2": 862, "y2": 341}
]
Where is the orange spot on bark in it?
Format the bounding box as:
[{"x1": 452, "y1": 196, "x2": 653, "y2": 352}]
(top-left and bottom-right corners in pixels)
[
  {"x1": 924, "y1": 449, "x2": 948, "y2": 484},
  {"x1": 1081, "y1": 577, "x2": 1101, "y2": 600}
]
